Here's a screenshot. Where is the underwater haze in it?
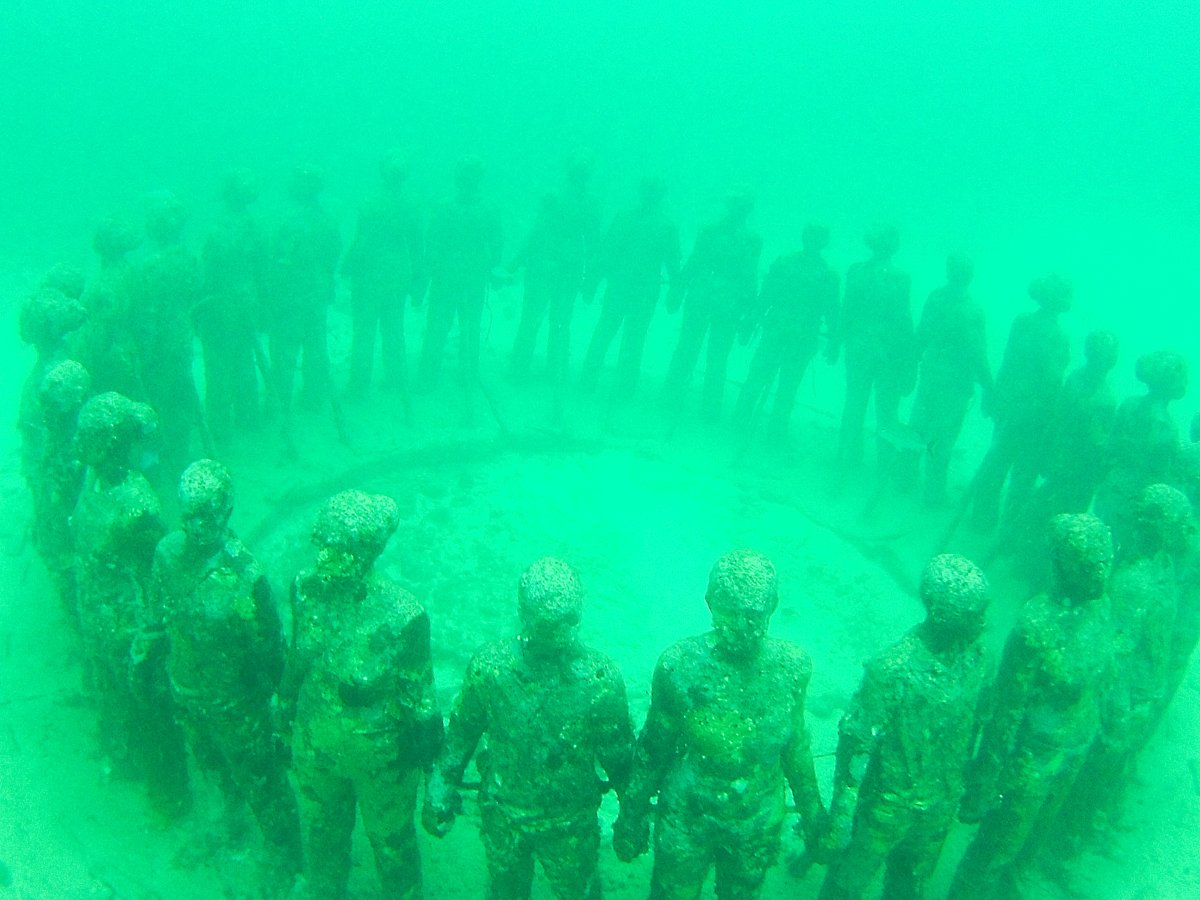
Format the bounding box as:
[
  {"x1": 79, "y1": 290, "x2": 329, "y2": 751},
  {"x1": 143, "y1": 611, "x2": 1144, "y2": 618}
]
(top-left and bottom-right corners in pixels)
[{"x1": 2, "y1": 1, "x2": 1200, "y2": 898}]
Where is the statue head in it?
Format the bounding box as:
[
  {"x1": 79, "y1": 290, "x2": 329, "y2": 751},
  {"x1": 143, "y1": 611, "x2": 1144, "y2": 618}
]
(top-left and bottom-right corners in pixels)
[
  {"x1": 1028, "y1": 273, "x2": 1073, "y2": 313},
  {"x1": 311, "y1": 490, "x2": 400, "y2": 585},
  {"x1": 73, "y1": 392, "x2": 156, "y2": 476},
  {"x1": 518, "y1": 557, "x2": 584, "y2": 658},
  {"x1": 919, "y1": 554, "x2": 989, "y2": 643},
  {"x1": 178, "y1": 459, "x2": 235, "y2": 551},
  {"x1": 863, "y1": 223, "x2": 899, "y2": 259},
  {"x1": 1135, "y1": 349, "x2": 1188, "y2": 402},
  {"x1": 1048, "y1": 513, "x2": 1112, "y2": 604},
  {"x1": 1083, "y1": 330, "x2": 1119, "y2": 375},
  {"x1": 38, "y1": 360, "x2": 91, "y2": 424},
  {"x1": 1132, "y1": 483, "x2": 1194, "y2": 559},
  {"x1": 706, "y1": 549, "x2": 778, "y2": 660}
]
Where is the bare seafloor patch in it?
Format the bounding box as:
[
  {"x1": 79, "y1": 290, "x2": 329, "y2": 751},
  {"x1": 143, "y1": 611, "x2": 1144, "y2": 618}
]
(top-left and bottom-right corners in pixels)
[{"x1": 0, "y1": 294, "x2": 1197, "y2": 899}]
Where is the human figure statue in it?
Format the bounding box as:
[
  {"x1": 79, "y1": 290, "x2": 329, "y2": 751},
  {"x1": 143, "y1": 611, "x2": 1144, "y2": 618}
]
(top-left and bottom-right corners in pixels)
[
  {"x1": 267, "y1": 165, "x2": 341, "y2": 419},
  {"x1": 133, "y1": 190, "x2": 207, "y2": 483},
  {"x1": 417, "y1": 155, "x2": 503, "y2": 394},
  {"x1": 613, "y1": 549, "x2": 824, "y2": 899},
  {"x1": 1166, "y1": 439, "x2": 1200, "y2": 709},
  {"x1": 732, "y1": 223, "x2": 840, "y2": 442},
  {"x1": 968, "y1": 274, "x2": 1072, "y2": 533},
  {"x1": 73, "y1": 216, "x2": 144, "y2": 399},
  {"x1": 828, "y1": 224, "x2": 913, "y2": 468},
  {"x1": 949, "y1": 513, "x2": 1114, "y2": 900},
  {"x1": 819, "y1": 554, "x2": 991, "y2": 900},
  {"x1": 342, "y1": 149, "x2": 424, "y2": 401},
  {"x1": 279, "y1": 490, "x2": 441, "y2": 900},
  {"x1": 144, "y1": 460, "x2": 302, "y2": 896},
  {"x1": 509, "y1": 152, "x2": 602, "y2": 386},
  {"x1": 41, "y1": 261, "x2": 87, "y2": 302},
  {"x1": 900, "y1": 252, "x2": 991, "y2": 505},
  {"x1": 1093, "y1": 349, "x2": 1189, "y2": 552},
  {"x1": 30, "y1": 360, "x2": 91, "y2": 632},
  {"x1": 18, "y1": 285, "x2": 88, "y2": 487},
  {"x1": 1056, "y1": 484, "x2": 1192, "y2": 851},
  {"x1": 424, "y1": 557, "x2": 633, "y2": 899},
  {"x1": 662, "y1": 188, "x2": 761, "y2": 422},
  {"x1": 579, "y1": 176, "x2": 681, "y2": 396},
  {"x1": 1002, "y1": 330, "x2": 1119, "y2": 584},
  {"x1": 71, "y1": 391, "x2": 190, "y2": 818},
  {"x1": 198, "y1": 169, "x2": 269, "y2": 442}
]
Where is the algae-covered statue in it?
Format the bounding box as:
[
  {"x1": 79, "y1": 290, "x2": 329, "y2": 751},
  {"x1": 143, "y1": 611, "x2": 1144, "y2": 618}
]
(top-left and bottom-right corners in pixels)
[
  {"x1": 31, "y1": 360, "x2": 91, "y2": 631},
  {"x1": 145, "y1": 460, "x2": 301, "y2": 895},
  {"x1": 968, "y1": 273, "x2": 1072, "y2": 533},
  {"x1": 732, "y1": 223, "x2": 840, "y2": 443},
  {"x1": 509, "y1": 151, "x2": 603, "y2": 386},
  {"x1": 900, "y1": 252, "x2": 991, "y2": 506},
  {"x1": 1093, "y1": 349, "x2": 1189, "y2": 551},
  {"x1": 342, "y1": 149, "x2": 424, "y2": 400},
  {"x1": 1058, "y1": 483, "x2": 1192, "y2": 848},
  {"x1": 198, "y1": 169, "x2": 269, "y2": 441},
  {"x1": 267, "y1": 164, "x2": 341, "y2": 418},
  {"x1": 280, "y1": 490, "x2": 441, "y2": 900},
  {"x1": 72, "y1": 391, "x2": 190, "y2": 817},
  {"x1": 73, "y1": 216, "x2": 144, "y2": 399},
  {"x1": 819, "y1": 554, "x2": 991, "y2": 900},
  {"x1": 830, "y1": 225, "x2": 913, "y2": 468},
  {"x1": 662, "y1": 187, "x2": 762, "y2": 422},
  {"x1": 424, "y1": 557, "x2": 633, "y2": 900},
  {"x1": 949, "y1": 513, "x2": 1114, "y2": 900},
  {"x1": 133, "y1": 190, "x2": 206, "y2": 483},
  {"x1": 613, "y1": 549, "x2": 824, "y2": 899},
  {"x1": 417, "y1": 155, "x2": 503, "y2": 392},
  {"x1": 580, "y1": 175, "x2": 681, "y2": 396},
  {"x1": 18, "y1": 285, "x2": 88, "y2": 487}
]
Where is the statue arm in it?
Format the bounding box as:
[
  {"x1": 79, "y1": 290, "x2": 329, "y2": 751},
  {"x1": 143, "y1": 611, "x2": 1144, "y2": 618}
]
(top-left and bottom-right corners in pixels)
[
  {"x1": 592, "y1": 665, "x2": 636, "y2": 797},
  {"x1": 783, "y1": 655, "x2": 826, "y2": 843}
]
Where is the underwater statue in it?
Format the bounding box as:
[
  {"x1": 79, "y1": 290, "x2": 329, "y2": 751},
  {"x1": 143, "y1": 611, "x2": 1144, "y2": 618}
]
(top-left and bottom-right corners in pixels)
[
  {"x1": 145, "y1": 459, "x2": 301, "y2": 895},
  {"x1": 133, "y1": 190, "x2": 207, "y2": 483},
  {"x1": 662, "y1": 187, "x2": 762, "y2": 422},
  {"x1": 267, "y1": 164, "x2": 341, "y2": 418},
  {"x1": 819, "y1": 554, "x2": 991, "y2": 900},
  {"x1": 417, "y1": 155, "x2": 503, "y2": 392},
  {"x1": 280, "y1": 489, "x2": 441, "y2": 900},
  {"x1": 71, "y1": 391, "x2": 190, "y2": 818},
  {"x1": 1056, "y1": 484, "x2": 1192, "y2": 850},
  {"x1": 1167, "y1": 440, "x2": 1200, "y2": 709},
  {"x1": 732, "y1": 223, "x2": 840, "y2": 442},
  {"x1": 1001, "y1": 330, "x2": 1119, "y2": 584},
  {"x1": 1093, "y1": 349, "x2": 1189, "y2": 552},
  {"x1": 197, "y1": 168, "x2": 269, "y2": 441},
  {"x1": 899, "y1": 252, "x2": 991, "y2": 506},
  {"x1": 18, "y1": 284, "x2": 88, "y2": 487},
  {"x1": 342, "y1": 148, "x2": 424, "y2": 400},
  {"x1": 509, "y1": 151, "x2": 603, "y2": 386},
  {"x1": 968, "y1": 273, "x2": 1072, "y2": 533},
  {"x1": 73, "y1": 216, "x2": 144, "y2": 400},
  {"x1": 613, "y1": 549, "x2": 824, "y2": 900},
  {"x1": 580, "y1": 175, "x2": 681, "y2": 396},
  {"x1": 950, "y1": 513, "x2": 1114, "y2": 900},
  {"x1": 424, "y1": 557, "x2": 633, "y2": 900},
  {"x1": 830, "y1": 224, "x2": 914, "y2": 468},
  {"x1": 29, "y1": 360, "x2": 91, "y2": 632}
]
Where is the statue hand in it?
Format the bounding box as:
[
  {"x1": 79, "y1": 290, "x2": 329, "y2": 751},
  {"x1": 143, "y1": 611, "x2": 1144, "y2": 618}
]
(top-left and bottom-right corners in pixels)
[
  {"x1": 612, "y1": 813, "x2": 650, "y2": 862},
  {"x1": 422, "y1": 771, "x2": 461, "y2": 838}
]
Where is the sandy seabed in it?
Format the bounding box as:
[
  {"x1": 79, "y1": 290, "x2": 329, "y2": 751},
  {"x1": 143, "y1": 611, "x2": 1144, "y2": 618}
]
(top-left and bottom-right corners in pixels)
[{"x1": 1, "y1": 293, "x2": 1197, "y2": 900}]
